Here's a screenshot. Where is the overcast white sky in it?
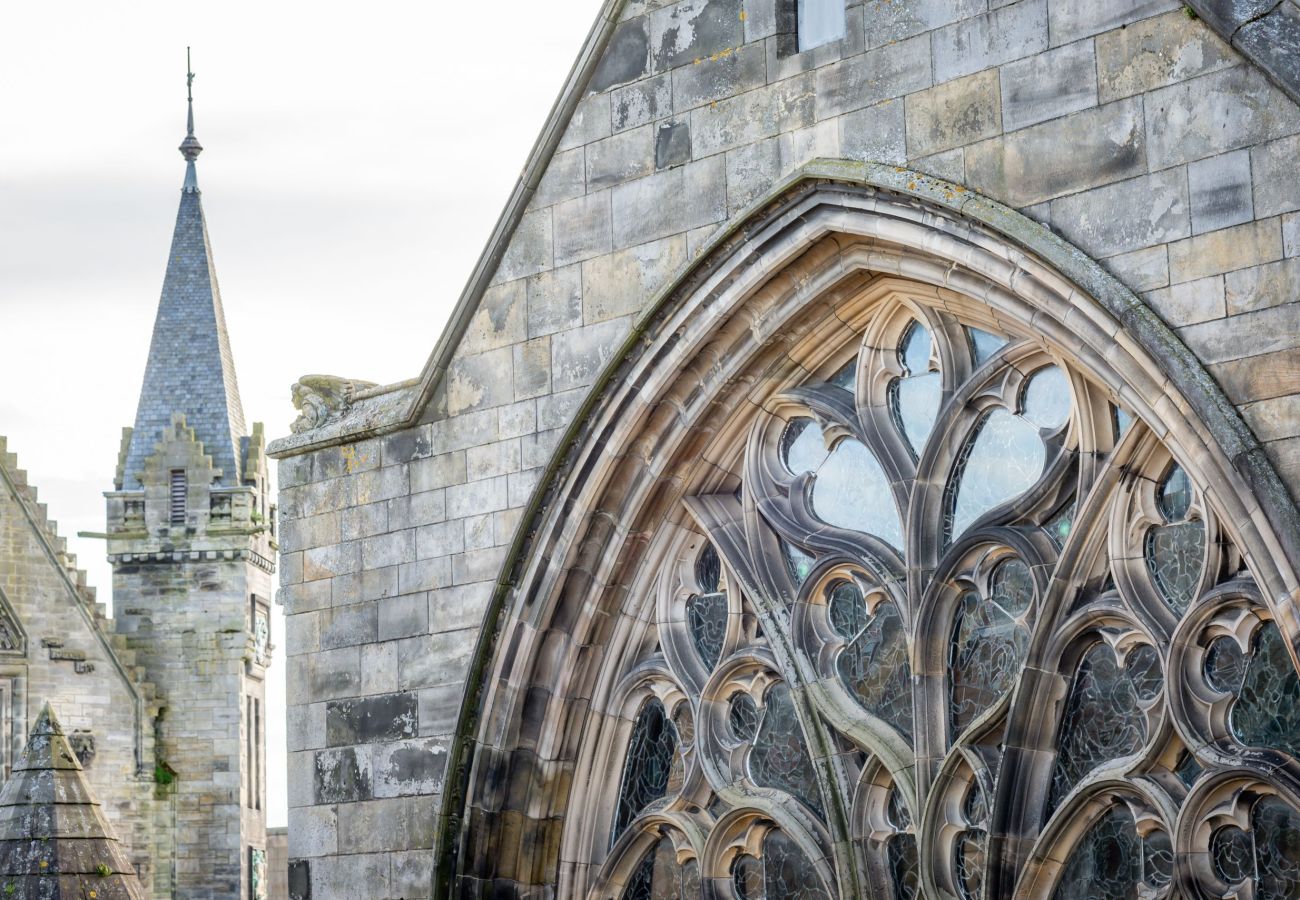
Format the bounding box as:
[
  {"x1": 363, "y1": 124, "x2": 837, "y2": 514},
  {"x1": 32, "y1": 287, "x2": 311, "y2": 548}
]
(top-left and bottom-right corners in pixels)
[{"x1": 0, "y1": 0, "x2": 599, "y2": 827}]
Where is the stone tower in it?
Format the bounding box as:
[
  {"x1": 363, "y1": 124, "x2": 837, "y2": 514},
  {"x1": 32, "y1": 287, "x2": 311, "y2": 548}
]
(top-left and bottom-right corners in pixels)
[{"x1": 104, "y1": 64, "x2": 274, "y2": 900}]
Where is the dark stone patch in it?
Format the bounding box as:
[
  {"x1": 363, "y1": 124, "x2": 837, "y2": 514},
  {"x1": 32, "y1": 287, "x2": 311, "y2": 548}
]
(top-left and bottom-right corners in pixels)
[
  {"x1": 326, "y1": 692, "x2": 418, "y2": 746},
  {"x1": 382, "y1": 428, "x2": 430, "y2": 465},
  {"x1": 590, "y1": 16, "x2": 650, "y2": 93},
  {"x1": 314, "y1": 747, "x2": 372, "y2": 803},
  {"x1": 655, "y1": 121, "x2": 691, "y2": 169},
  {"x1": 653, "y1": 0, "x2": 744, "y2": 71},
  {"x1": 288, "y1": 859, "x2": 311, "y2": 900},
  {"x1": 385, "y1": 744, "x2": 447, "y2": 784}
]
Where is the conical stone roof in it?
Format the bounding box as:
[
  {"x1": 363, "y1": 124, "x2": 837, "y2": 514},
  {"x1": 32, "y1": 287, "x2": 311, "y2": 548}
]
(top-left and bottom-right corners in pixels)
[{"x1": 0, "y1": 703, "x2": 144, "y2": 898}]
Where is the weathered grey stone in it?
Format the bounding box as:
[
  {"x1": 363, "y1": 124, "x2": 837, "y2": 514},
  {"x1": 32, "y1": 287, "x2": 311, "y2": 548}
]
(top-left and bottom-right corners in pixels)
[
  {"x1": 430, "y1": 582, "x2": 493, "y2": 632},
  {"x1": 445, "y1": 347, "x2": 514, "y2": 416},
  {"x1": 905, "y1": 70, "x2": 1003, "y2": 158},
  {"x1": 378, "y1": 592, "x2": 430, "y2": 641},
  {"x1": 1094, "y1": 9, "x2": 1237, "y2": 103},
  {"x1": 861, "y1": 0, "x2": 986, "y2": 51},
  {"x1": 314, "y1": 746, "x2": 372, "y2": 803},
  {"x1": 1105, "y1": 245, "x2": 1170, "y2": 292},
  {"x1": 671, "y1": 41, "x2": 766, "y2": 110},
  {"x1": 815, "y1": 35, "x2": 931, "y2": 120},
  {"x1": 526, "y1": 264, "x2": 583, "y2": 338},
  {"x1": 307, "y1": 853, "x2": 391, "y2": 897},
  {"x1": 1225, "y1": 257, "x2": 1300, "y2": 314},
  {"x1": 582, "y1": 236, "x2": 688, "y2": 323},
  {"x1": 590, "y1": 15, "x2": 650, "y2": 93},
  {"x1": 1285, "y1": 212, "x2": 1300, "y2": 257},
  {"x1": 1251, "y1": 133, "x2": 1300, "y2": 219},
  {"x1": 460, "y1": 280, "x2": 526, "y2": 354},
  {"x1": 429, "y1": 408, "x2": 498, "y2": 456},
  {"x1": 382, "y1": 426, "x2": 432, "y2": 466},
  {"x1": 1145, "y1": 65, "x2": 1300, "y2": 170},
  {"x1": 385, "y1": 489, "x2": 446, "y2": 531},
  {"x1": 841, "y1": 99, "x2": 906, "y2": 165},
  {"x1": 553, "y1": 191, "x2": 613, "y2": 266},
  {"x1": 1000, "y1": 40, "x2": 1097, "y2": 132},
  {"x1": 726, "y1": 138, "x2": 781, "y2": 212},
  {"x1": 326, "y1": 692, "x2": 418, "y2": 746},
  {"x1": 391, "y1": 850, "x2": 435, "y2": 899},
  {"x1": 320, "y1": 600, "x2": 380, "y2": 649},
  {"x1": 612, "y1": 72, "x2": 673, "y2": 135},
  {"x1": 1048, "y1": 0, "x2": 1178, "y2": 45},
  {"x1": 586, "y1": 127, "x2": 656, "y2": 190},
  {"x1": 779, "y1": 119, "x2": 841, "y2": 170},
  {"x1": 498, "y1": 398, "x2": 538, "y2": 440},
  {"x1": 532, "y1": 147, "x2": 586, "y2": 208},
  {"x1": 372, "y1": 739, "x2": 448, "y2": 799},
  {"x1": 1234, "y1": 2, "x2": 1300, "y2": 106},
  {"x1": 691, "y1": 73, "x2": 815, "y2": 157},
  {"x1": 932, "y1": 0, "x2": 1048, "y2": 85},
  {"x1": 1188, "y1": 149, "x2": 1254, "y2": 235},
  {"x1": 1180, "y1": 302, "x2": 1300, "y2": 363},
  {"x1": 446, "y1": 475, "x2": 509, "y2": 519},
  {"x1": 1049, "y1": 169, "x2": 1189, "y2": 259},
  {"x1": 655, "y1": 120, "x2": 692, "y2": 169},
  {"x1": 417, "y1": 683, "x2": 465, "y2": 737},
  {"x1": 395, "y1": 630, "x2": 476, "y2": 691},
  {"x1": 336, "y1": 797, "x2": 436, "y2": 854},
  {"x1": 650, "y1": 0, "x2": 744, "y2": 71},
  {"x1": 552, "y1": 317, "x2": 632, "y2": 392},
  {"x1": 1243, "y1": 393, "x2": 1300, "y2": 441},
  {"x1": 1168, "y1": 217, "x2": 1284, "y2": 283},
  {"x1": 965, "y1": 97, "x2": 1146, "y2": 208},
  {"x1": 611, "y1": 156, "x2": 726, "y2": 247},
  {"x1": 287, "y1": 807, "x2": 337, "y2": 859},
  {"x1": 1144, "y1": 275, "x2": 1226, "y2": 327},
  {"x1": 493, "y1": 208, "x2": 552, "y2": 283},
  {"x1": 514, "y1": 337, "x2": 552, "y2": 400},
  {"x1": 557, "y1": 91, "x2": 612, "y2": 152}
]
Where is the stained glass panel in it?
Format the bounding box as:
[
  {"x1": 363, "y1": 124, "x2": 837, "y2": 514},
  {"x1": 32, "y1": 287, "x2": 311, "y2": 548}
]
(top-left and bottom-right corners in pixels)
[
  {"x1": 729, "y1": 693, "x2": 759, "y2": 744},
  {"x1": 1211, "y1": 824, "x2": 1254, "y2": 885},
  {"x1": 967, "y1": 327, "x2": 1007, "y2": 366},
  {"x1": 614, "y1": 700, "x2": 678, "y2": 840},
  {"x1": 782, "y1": 417, "x2": 829, "y2": 475},
  {"x1": 782, "y1": 539, "x2": 815, "y2": 587},
  {"x1": 1049, "y1": 644, "x2": 1148, "y2": 812},
  {"x1": 696, "y1": 543, "x2": 722, "y2": 591},
  {"x1": 888, "y1": 834, "x2": 919, "y2": 900},
  {"x1": 890, "y1": 322, "x2": 941, "y2": 455},
  {"x1": 1254, "y1": 796, "x2": 1300, "y2": 899},
  {"x1": 686, "y1": 590, "x2": 727, "y2": 671},
  {"x1": 1230, "y1": 622, "x2": 1300, "y2": 758},
  {"x1": 1141, "y1": 830, "x2": 1173, "y2": 889},
  {"x1": 1052, "y1": 806, "x2": 1140, "y2": 900},
  {"x1": 732, "y1": 832, "x2": 832, "y2": 900},
  {"x1": 621, "y1": 837, "x2": 695, "y2": 900},
  {"x1": 837, "y1": 599, "x2": 914, "y2": 739},
  {"x1": 811, "y1": 438, "x2": 903, "y2": 548},
  {"x1": 750, "y1": 683, "x2": 824, "y2": 816},
  {"x1": 949, "y1": 559, "x2": 1033, "y2": 737},
  {"x1": 948, "y1": 409, "x2": 1046, "y2": 540},
  {"x1": 1157, "y1": 465, "x2": 1192, "y2": 520},
  {"x1": 1145, "y1": 521, "x2": 1204, "y2": 613},
  {"x1": 955, "y1": 831, "x2": 986, "y2": 900}
]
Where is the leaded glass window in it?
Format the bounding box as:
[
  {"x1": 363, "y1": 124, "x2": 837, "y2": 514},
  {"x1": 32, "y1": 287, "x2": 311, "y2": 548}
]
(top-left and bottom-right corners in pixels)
[{"x1": 593, "y1": 295, "x2": 1300, "y2": 899}]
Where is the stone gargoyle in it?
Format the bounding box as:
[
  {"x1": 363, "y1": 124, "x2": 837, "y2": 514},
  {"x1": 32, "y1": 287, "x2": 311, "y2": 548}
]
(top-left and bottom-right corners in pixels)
[{"x1": 290, "y1": 374, "x2": 378, "y2": 434}]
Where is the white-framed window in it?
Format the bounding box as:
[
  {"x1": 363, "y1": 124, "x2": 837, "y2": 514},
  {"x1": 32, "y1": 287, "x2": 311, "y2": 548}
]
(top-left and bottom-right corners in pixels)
[{"x1": 798, "y1": 0, "x2": 845, "y2": 51}]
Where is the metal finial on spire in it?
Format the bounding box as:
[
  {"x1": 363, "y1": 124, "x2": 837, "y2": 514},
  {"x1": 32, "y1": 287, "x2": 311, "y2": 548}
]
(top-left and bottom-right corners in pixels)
[{"x1": 179, "y1": 47, "x2": 203, "y2": 192}]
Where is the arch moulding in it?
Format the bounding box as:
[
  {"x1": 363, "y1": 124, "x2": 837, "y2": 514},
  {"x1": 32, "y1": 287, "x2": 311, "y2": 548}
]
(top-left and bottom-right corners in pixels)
[{"x1": 434, "y1": 160, "x2": 1300, "y2": 898}]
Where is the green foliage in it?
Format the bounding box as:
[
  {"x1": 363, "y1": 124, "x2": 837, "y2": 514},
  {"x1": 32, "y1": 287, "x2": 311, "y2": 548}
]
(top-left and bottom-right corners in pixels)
[
  {"x1": 1184, "y1": 4, "x2": 1199, "y2": 19},
  {"x1": 154, "y1": 763, "x2": 176, "y2": 785},
  {"x1": 96, "y1": 863, "x2": 111, "y2": 878}
]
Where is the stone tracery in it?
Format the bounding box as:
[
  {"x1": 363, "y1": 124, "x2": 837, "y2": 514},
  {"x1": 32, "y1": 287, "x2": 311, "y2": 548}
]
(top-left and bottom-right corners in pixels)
[{"x1": 588, "y1": 294, "x2": 1300, "y2": 898}]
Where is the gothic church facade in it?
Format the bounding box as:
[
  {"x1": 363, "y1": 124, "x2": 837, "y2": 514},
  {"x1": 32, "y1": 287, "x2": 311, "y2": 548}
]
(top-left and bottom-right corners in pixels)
[{"x1": 270, "y1": 1, "x2": 1300, "y2": 897}]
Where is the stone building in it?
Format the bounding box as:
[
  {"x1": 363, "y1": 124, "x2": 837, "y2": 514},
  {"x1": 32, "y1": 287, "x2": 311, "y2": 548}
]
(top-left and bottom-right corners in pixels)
[
  {"x1": 0, "y1": 81, "x2": 275, "y2": 898},
  {"x1": 269, "y1": 1, "x2": 1300, "y2": 897}
]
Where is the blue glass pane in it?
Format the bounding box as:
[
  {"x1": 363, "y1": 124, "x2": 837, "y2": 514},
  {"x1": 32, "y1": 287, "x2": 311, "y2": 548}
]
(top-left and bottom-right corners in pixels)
[
  {"x1": 892, "y1": 372, "x2": 942, "y2": 456},
  {"x1": 1114, "y1": 406, "x2": 1135, "y2": 439},
  {"x1": 750, "y1": 684, "x2": 824, "y2": 816},
  {"x1": 838, "y1": 600, "x2": 914, "y2": 739},
  {"x1": 901, "y1": 323, "x2": 931, "y2": 375},
  {"x1": 1145, "y1": 521, "x2": 1204, "y2": 614},
  {"x1": 949, "y1": 578, "x2": 1030, "y2": 738},
  {"x1": 1046, "y1": 501, "x2": 1075, "y2": 547},
  {"x1": 1049, "y1": 644, "x2": 1149, "y2": 812},
  {"x1": 781, "y1": 417, "x2": 828, "y2": 475},
  {"x1": 811, "y1": 438, "x2": 903, "y2": 549},
  {"x1": 1052, "y1": 806, "x2": 1140, "y2": 900},
  {"x1": 968, "y1": 327, "x2": 1008, "y2": 366},
  {"x1": 696, "y1": 543, "x2": 721, "y2": 591},
  {"x1": 797, "y1": 0, "x2": 846, "y2": 51},
  {"x1": 614, "y1": 700, "x2": 678, "y2": 840},
  {"x1": 1231, "y1": 622, "x2": 1300, "y2": 759},
  {"x1": 1157, "y1": 465, "x2": 1193, "y2": 520},
  {"x1": 1021, "y1": 366, "x2": 1071, "y2": 430},
  {"x1": 1142, "y1": 830, "x2": 1173, "y2": 888},
  {"x1": 949, "y1": 409, "x2": 1046, "y2": 539}
]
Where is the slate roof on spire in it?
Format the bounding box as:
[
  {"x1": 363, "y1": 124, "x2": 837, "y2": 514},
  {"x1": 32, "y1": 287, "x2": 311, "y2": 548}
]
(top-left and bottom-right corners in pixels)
[
  {"x1": 0, "y1": 702, "x2": 145, "y2": 898},
  {"x1": 121, "y1": 72, "x2": 246, "y2": 489}
]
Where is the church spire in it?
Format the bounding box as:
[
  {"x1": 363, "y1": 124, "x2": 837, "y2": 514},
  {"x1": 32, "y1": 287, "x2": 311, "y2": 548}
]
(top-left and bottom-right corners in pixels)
[
  {"x1": 180, "y1": 47, "x2": 202, "y2": 192},
  {"x1": 119, "y1": 51, "x2": 247, "y2": 489}
]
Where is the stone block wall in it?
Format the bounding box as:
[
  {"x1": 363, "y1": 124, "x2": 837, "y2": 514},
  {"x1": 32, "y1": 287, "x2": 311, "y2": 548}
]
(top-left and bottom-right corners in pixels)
[{"x1": 274, "y1": 1, "x2": 1300, "y2": 894}]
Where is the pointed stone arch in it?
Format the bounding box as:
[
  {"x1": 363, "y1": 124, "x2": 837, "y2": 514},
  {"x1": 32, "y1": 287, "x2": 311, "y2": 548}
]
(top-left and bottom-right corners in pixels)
[{"x1": 435, "y1": 162, "x2": 1300, "y2": 898}]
